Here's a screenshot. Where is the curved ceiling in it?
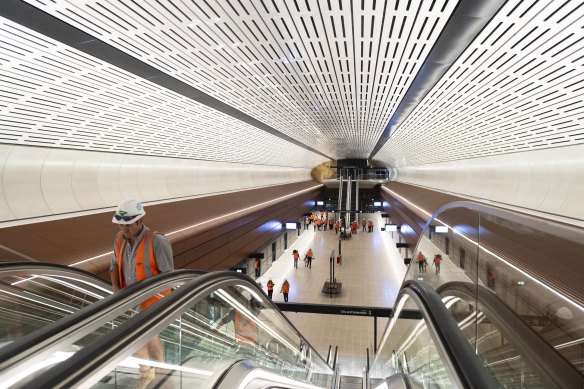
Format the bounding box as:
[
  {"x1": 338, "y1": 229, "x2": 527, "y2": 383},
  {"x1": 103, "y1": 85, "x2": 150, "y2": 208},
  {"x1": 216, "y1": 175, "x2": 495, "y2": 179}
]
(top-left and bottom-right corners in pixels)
[
  {"x1": 1, "y1": 0, "x2": 462, "y2": 161},
  {"x1": 377, "y1": 0, "x2": 584, "y2": 167},
  {"x1": 0, "y1": 0, "x2": 582, "y2": 194}
]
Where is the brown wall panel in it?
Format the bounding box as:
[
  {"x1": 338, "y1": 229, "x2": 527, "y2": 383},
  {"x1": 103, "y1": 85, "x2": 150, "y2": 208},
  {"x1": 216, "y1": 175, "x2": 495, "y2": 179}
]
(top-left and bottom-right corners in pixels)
[
  {"x1": 172, "y1": 190, "x2": 316, "y2": 271},
  {"x1": 379, "y1": 182, "x2": 468, "y2": 250},
  {"x1": 381, "y1": 182, "x2": 584, "y2": 308},
  {"x1": 0, "y1": 181, "x2": 322, "y2": 279}
]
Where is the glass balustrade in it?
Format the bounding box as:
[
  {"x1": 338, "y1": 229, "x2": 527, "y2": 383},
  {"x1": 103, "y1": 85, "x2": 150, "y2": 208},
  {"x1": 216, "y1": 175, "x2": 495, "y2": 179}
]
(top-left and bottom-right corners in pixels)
[
  {"x1": 0, "y1": 265, "x2": 111, "y2": 349},
  {"x1": 0, "y1": 272, "x2": 200, "y2": 387},
  {"x1": 371, "y1": 201, "x2": 584, "y2": 387},
  {"x1": 369, "y1": 294, "x2": 456, "y2": 389},
  {"x1": 92, "y1": 284, "x2": 333, "y2": 388}
]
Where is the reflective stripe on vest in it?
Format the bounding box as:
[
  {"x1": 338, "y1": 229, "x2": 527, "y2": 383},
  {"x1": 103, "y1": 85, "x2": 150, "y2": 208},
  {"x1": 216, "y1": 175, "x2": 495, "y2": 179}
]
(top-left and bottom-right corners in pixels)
[
  {"x1": 234, "y1": 310, "x2": 258, "y2": 348},
  {"x1": 115, "y1": 228, "x2": 169, "y2": 309}
]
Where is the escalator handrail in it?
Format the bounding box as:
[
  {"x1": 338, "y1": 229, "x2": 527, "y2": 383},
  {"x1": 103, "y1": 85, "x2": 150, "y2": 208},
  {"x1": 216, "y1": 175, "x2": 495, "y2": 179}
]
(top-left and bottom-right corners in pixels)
[
  {"x1": 0, "y1": 261, "x2": 111, "y2": 290},
  {"x1": 0, "y1": 269, "x2": 205, "y2": 377},
  {"x1": 375, "y1": 280, "x2": 499, "y2": 389},
  {"x1": 22, "y1": 271, "x2": 334, "y2": 388},
  {"x1": 213, "y1": 360, "x2": 324, "y2": 389},
  {"x1": 437, "y1": 281, "x2": 584, "y2": 387}
]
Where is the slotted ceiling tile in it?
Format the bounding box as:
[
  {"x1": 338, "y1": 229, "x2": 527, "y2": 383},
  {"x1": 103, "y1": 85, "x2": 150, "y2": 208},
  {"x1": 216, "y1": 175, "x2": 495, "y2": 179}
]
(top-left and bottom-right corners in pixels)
[
  {"x1": 0, "y1": 17, "x2": 328, "y2": 168},
  {"x1": 21, "y1": 0, "x2": 460, "y2": 159},
  {"x1": 376, "y1": 0, "x2": 584, "y2": 167}
]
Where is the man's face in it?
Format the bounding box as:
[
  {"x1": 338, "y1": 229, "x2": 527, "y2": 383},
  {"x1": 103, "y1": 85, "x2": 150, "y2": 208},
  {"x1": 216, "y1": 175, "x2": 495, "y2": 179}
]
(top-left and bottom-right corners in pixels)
[{"x1": 120, "y1": 219, "x2": 143, "y2": 240}]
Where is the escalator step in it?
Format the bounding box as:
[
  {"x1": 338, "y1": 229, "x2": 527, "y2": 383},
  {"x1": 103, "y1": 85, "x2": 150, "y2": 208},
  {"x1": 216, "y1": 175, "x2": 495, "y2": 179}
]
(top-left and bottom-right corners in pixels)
[{"x1": 339, "y1": 375, "x2": 363, "y2": 389}]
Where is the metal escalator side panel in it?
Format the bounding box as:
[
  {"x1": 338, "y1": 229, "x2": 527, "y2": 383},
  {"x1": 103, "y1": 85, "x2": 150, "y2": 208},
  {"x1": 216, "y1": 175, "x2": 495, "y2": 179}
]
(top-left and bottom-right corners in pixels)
[
  {"x1": 20, "y1": 271, "x2": 334, "y2": 389},
  {"x1": 437, "y1": 281, "x2": 584, "y2": 388},
  {"x1": 0, "y1": 262, "x2": 111, "y2": 291},
  {"x1": 370, "y1": 280, "x2": 498, "y2": 389},
  {"x1": 214, "y1": 360, "x2": 326, "y2": 389},
  {"x1": 0, "y1": 262, "x2": 113, "y2": 353},
  {"x1": 0, "y1": 269, "x2": 204, "y2": 385}
]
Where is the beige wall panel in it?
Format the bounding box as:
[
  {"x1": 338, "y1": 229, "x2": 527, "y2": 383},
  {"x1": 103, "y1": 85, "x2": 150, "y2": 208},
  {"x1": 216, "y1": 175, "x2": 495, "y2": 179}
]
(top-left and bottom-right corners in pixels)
[
  {"x1": 42, "y1": 149, "x2": 79, "y2": 214},
  {"x1": 0, "y1": 145, "x2": 16, "y2": 221},
  {"x1": 116, "y1": 156, "x2": 141, "y2": 200},
  {"x1": 97, "y1": 153, "x2": 125, "y2": 206},
  {"x1": 396, "y1": 144, "x2": 584, "y2": 221},
  {"x1": 148, "y1": 160, "x2": 179, "y2": 200},
  {"x1": 71, "y1": 152, "x2": 107, "y2": 210},
  {"x1": 174, "y1": 159, "x2": 192, "y2": 197},
  {"x1": 162, "y1": 159, "x2": 187, "y2": 198},
  {"x1": 551, "y1": 148, "x2": 584, "y2": 220},
  {"x1": 531, "y1": 158, "x2": 566, "y2": 213},
  {"x1": 217, "y1": 165, "x2": 241, "y2": 192},
  {"x1": 4, "y1": 147, "x2": 51, "y2": 219},
  {"x1": 195, "y1": 161, "x2": 223, "y2": 194},
  {"x1": 0, "y1": 145, "x2": 313, "y2": 224},
  {"x1": 134, "y1": 154, "x2": 160, "y2": 201}
]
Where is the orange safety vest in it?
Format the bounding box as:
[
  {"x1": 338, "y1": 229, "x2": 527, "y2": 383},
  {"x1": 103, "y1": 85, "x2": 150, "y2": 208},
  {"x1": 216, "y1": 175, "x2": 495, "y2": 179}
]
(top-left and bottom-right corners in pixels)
[
  {"x1": 234, "y1": 310, "x2": 258, "y2": 348},
  {"x1": 115, "y1": 227, "x2": 170, "y2": 309},
  {"x1": 267, "y1": 281, "x2": 274, "y2": 291},
  {"x1": 281, "y1": 282, "x2": 290, "y2": 293}
]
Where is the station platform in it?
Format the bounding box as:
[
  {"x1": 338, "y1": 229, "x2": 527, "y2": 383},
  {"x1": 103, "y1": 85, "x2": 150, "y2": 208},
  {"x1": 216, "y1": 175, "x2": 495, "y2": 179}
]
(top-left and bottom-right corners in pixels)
[{"x1": 256, "y1": 212, "x2": 406, "y2": 376}]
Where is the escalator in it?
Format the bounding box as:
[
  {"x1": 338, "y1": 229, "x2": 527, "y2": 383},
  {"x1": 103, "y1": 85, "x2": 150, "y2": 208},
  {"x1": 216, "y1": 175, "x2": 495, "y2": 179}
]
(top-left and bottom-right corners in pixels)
[
  {"x1": 370, "y1": 280, "x2": 584, "y2": 388},
  {"x1": 0, "y1": 270, "x2": 335, "y2": 388},
  {"x1": 0, "y1": 270, "x2": 496, "y2": 388},
  {"x1": 370, "y1": 280, "x2": 498, "y2": 389},
  {"x1": 0, "y1": 262, "x2": 113, "y2": 347},
  {"x1": 437, "y1": 282, "x2": 584, "y2": 388},
  {"x1": 2, "y1": 267, "x2": 582, "y2": 388}
]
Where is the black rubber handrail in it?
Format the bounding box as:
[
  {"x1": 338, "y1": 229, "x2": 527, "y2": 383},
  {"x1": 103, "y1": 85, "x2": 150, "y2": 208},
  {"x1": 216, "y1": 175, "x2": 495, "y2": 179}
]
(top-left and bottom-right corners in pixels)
[
  {"x1": 0, "y1": 261, "x2": 111, "y2": 289},
  {"x1": 0, "y1": 269, "x2": 204, "y2": 379},
  {"x1": 213, "y1": 360, "x2": 329, "y2": 389},
  {"x1": 387, "y1": 280, "x2": 499, "y2": 389},
  {"x1": 437, "y1": 281, "x2": 584, "y2": 388},
  {"x1": 22, "y1": 271, "x2": 333, "y2": 388}
]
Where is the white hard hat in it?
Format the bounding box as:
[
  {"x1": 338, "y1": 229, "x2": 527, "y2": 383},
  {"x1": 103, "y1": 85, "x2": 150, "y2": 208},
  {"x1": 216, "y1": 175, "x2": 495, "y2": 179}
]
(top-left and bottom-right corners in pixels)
[
  {"x1": 112, "y1": 199, "x2": 146, "y2": 224},
  {"x1": 556, "y1": 307, "x2": 574, "y2": 320}
]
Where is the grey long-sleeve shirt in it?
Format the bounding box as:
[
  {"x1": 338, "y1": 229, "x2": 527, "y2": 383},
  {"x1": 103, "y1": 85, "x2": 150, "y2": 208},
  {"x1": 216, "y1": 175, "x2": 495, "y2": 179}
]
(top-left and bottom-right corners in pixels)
[{"x1": 110, "y1": 226, "x2": 174, "y2": 287}]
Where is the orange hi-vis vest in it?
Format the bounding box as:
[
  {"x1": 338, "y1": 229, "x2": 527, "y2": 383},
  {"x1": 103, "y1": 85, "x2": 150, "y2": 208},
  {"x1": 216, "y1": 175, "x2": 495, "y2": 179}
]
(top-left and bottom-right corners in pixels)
[
  {"x1": 281, "y1": 282, "x2": 290, "y2": 293},
  {"x1": 115, "y1": 227, "x2": 170, "y2": 309},
  {"x1": 234, "y1": 310, "x2": 258, "y2": 348}
]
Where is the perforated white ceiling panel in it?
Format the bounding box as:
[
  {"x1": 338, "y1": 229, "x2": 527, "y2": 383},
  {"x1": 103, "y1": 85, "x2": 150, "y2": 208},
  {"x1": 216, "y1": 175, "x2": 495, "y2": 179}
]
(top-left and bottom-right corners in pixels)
[
  {"x1": 19, "y1": 0, "x2": 458, "y2": 159},
  {"x1": 0, "y1": 17, "x2": 327, "y2": 168},
  {"x1": 376, "y1": 0, "x2": 584, "y2": 167}
]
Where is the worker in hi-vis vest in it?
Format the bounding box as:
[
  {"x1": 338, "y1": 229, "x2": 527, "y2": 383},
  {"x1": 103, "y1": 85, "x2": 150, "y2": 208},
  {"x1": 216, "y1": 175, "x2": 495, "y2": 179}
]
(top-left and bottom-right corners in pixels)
[
  {"x1": 110, "y1": 199, "x2": 174, "y2": 389},
  {"x1": 234, "y1": 304, "x2": 259, "y2": 351}
]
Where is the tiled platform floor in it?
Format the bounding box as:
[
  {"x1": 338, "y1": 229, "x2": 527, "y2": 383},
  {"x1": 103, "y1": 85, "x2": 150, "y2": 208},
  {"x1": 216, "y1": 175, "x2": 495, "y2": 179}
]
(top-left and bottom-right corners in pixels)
[{"x1": 257, "y1": 212, "x2": 406, "y2": 377}]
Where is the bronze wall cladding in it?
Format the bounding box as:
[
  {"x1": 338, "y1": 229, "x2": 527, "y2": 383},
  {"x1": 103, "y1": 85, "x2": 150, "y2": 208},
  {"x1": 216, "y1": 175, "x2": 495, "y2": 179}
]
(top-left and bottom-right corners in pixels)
[
  {"x1": 95, "y1": 188, "x2": 319, "y2": 277},
  {"x1": 170, "y1": 191, "x2": 317, "y2": 272},
  {"x1": 478, "y1": 217, "x2": 584, "y2": 308},
  {"x1": 384, "y1": 182, "x2": 463, "y2": 215},
  {"x1": 380, "y1": 182, "x2": 466, "y2": 249},
  {"x1": 0, "y1": 181, "x2": 322, "y2": 277},
  {"x1": 380, "y1": 182, "x2": 584, "y2": 308}
]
